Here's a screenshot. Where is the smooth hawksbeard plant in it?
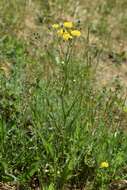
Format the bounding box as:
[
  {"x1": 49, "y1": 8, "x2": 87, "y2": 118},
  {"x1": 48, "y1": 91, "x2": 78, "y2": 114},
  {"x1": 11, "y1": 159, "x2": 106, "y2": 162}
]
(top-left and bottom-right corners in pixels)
[{"x1": 52, "y1": 21, "x2": 81, "y2": 41}]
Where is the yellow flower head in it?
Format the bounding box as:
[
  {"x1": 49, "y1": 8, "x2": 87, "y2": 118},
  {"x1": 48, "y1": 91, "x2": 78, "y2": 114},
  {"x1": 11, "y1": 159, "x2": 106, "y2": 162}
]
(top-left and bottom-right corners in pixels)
[
  {"x1": 57, "y1": 29, "x2": 64, "y2": 36},
  {"x1": 62, "y1": 32, "x2": 73, "y2": 41},
  {"x1": 52, "y1": 24, "x2": 59, "y2": 29},
  {"x1": 71, "y1": 30, "x2": 81, "y2": 37},
  {"x1": 100, "y1": 161, "x2": 109, "y2": 168},
  {"x1": 64, "y1": 21, "x2": 73, "y2": 28}
]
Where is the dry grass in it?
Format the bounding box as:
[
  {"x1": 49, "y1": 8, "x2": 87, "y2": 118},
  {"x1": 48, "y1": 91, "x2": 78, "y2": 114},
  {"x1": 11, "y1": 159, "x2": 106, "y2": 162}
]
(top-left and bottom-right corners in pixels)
[{"x1": 0, "y1": 182, "x2": 16, "y2": 190}]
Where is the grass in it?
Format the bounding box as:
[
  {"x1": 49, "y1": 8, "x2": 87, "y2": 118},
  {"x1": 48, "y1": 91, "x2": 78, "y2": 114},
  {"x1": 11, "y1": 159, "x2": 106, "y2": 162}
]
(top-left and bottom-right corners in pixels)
[{"x1": 0, "y1": 0, "x2": 127, "y2": 189}]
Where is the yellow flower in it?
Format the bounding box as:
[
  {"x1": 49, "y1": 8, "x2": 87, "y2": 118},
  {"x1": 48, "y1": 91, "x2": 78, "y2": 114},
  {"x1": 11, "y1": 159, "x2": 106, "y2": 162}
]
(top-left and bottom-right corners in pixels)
[
  {"x1": 52, "y1": 24, "x2": 59, "y2": 29},
  {"x1": 71, "y1": 30, "x2": 81, "y2": 37},
  {"x1": 62, "y1": 32, "x2": 73, "y2": 41},
  {"x1": 57, "y1": 29, "x2": 64, "y2": 36},
  {"x1": 64, "y1": 21, "x2": 73, "y2": 28},
  {"x1": 100, "y1": 161, "x2": 109, "y2": 168}
]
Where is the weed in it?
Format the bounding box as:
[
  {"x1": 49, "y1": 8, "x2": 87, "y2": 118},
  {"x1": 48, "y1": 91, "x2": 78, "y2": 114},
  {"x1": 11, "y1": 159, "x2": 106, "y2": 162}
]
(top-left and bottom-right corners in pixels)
[{"x1": 0, "y1": 1, "x2": 127, "y2": 190}]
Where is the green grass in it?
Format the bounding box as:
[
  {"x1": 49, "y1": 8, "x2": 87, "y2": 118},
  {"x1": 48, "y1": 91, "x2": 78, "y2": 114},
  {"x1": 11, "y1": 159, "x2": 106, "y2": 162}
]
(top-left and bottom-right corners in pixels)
[{"x1": 0, "y1": 1, "x2": 127, "y2": 190}]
